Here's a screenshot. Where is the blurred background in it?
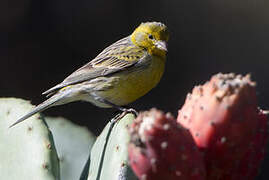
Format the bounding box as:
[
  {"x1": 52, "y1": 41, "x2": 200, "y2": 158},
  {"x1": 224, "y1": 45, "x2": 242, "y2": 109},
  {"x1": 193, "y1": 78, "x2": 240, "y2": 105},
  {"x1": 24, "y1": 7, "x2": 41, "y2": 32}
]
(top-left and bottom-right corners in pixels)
[{"x1": 2, "y1": 0, "x2": 269, "y2": 178}]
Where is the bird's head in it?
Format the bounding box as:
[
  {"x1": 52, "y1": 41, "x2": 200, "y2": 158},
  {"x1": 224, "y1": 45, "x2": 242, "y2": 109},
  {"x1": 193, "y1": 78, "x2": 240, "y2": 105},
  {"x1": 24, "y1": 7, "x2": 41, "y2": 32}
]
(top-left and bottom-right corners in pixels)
[{"x1": 131, "y1": 22, "x2": 169, "y2": 57}]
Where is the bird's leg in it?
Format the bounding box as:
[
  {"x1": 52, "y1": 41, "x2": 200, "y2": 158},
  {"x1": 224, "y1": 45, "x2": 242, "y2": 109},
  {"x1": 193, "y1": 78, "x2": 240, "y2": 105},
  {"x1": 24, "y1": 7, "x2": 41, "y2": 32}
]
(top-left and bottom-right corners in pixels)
[{"x1": 92, "y1": 93, "x2": 138, "y2": 123}]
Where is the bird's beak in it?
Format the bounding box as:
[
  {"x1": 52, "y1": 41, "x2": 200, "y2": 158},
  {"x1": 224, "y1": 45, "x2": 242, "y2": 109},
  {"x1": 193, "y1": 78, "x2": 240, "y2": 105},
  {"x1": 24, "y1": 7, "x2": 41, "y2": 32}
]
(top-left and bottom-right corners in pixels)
[{"x1": 155, "y1": 40, "x2": 168, "y2": 52}]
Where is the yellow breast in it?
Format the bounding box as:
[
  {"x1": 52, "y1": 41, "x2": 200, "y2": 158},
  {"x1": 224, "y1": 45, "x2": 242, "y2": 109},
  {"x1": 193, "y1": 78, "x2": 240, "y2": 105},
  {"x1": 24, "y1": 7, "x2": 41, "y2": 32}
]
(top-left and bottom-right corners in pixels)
[{"x1": 99, "y1": 55, "x2": 165, "y2": 106}]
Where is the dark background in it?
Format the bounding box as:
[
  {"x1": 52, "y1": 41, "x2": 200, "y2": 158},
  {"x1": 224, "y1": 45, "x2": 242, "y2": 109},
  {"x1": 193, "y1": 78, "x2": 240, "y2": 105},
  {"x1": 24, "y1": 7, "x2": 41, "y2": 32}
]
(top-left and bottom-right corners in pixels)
[{"x1": 2, "y1": 0, "x2": 269, "y2": 178}]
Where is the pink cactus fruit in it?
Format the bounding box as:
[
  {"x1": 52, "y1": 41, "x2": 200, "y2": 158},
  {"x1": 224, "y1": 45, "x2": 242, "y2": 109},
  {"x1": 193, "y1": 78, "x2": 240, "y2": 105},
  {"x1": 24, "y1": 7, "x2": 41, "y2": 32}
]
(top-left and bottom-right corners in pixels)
[
  {"x1": 177, "y1": 73, "x2": 268, "y2": 180},
  {"x1": 128, "y1": 108, "x2": 206, "y2": 180},
  {"x1": 233, "y1": 110, "x2": 269, "y2": 180}
]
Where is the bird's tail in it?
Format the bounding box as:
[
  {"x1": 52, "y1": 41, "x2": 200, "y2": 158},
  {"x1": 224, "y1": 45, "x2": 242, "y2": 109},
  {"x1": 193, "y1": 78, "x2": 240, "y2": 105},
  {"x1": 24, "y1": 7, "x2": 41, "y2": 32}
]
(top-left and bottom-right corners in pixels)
[{"x1": 9, "y1": 92, "x2": 68, "y2": 128}]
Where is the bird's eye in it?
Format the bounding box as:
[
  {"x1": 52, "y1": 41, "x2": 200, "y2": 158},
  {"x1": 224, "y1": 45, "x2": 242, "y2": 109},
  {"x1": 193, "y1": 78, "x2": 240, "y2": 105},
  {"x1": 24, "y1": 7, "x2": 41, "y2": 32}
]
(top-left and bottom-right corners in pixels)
[{"x1": 148, "y1": 34, "x2": 154, "y2": 39}]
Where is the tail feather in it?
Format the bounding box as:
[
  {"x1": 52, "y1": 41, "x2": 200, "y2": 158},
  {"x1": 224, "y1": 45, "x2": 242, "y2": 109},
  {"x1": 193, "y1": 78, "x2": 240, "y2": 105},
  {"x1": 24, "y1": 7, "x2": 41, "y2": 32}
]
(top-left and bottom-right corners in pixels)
[
  {"x1": 9, "y1": 93, "x2": 66, "y2": 128},
  {"x1": 42, "y1": 83, "x2": 65, "y2": 95}
]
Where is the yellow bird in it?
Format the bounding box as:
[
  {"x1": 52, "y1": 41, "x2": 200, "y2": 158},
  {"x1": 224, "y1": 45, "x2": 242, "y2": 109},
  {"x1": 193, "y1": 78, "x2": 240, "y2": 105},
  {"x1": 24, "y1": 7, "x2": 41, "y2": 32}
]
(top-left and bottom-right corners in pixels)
[{"x1": 10, "y1": 22, "x2": 169, "y2": 127}]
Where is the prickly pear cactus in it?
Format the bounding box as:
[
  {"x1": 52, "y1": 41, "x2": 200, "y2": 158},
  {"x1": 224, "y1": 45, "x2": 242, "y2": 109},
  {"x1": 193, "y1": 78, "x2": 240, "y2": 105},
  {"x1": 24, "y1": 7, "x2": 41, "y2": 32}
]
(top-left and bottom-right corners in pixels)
[
  {"x1": 0, "y1": 98, "x2": 60, "y2": 180},
  {"x1": 88, "y1": 114, "x2": 138, "y2": 180},
  {"x1": 177, "y1": 73, "x2": 269, "y2": 179},
  {"x1": 128, "y1": 108, "x2": 206, "y2": 180},
  {"x1": 45, "y1": 117, "x2": 95, "y2": 180}
]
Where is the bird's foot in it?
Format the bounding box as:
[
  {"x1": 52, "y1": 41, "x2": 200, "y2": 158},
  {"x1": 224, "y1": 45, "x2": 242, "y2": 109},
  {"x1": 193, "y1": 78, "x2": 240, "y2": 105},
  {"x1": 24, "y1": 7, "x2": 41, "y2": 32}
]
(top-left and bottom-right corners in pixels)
[{"x1": 110, "y1": 108, "x2": 138, "y2": 123}]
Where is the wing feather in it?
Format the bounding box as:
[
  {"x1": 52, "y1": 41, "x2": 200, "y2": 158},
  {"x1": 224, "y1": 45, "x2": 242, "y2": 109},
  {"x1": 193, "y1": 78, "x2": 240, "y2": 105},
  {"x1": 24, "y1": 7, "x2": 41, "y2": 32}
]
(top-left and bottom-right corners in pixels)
[{"x1": 43, "y1": 36, "x2": 145, "y2": 95}]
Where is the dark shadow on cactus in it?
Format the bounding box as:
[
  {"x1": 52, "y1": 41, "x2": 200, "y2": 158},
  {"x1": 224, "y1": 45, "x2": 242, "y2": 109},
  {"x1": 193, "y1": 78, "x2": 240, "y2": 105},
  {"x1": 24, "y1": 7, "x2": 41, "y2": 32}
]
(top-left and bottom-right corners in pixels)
[
  {"x1": 96, "y1": 121, "x2": 116, "y2": 180},
  {"x1": 79, "y1": 151, "x2": 91, "y2": 180},
  {"x1": 87, "y1": 114, "x2": 137, "y2": 180}
]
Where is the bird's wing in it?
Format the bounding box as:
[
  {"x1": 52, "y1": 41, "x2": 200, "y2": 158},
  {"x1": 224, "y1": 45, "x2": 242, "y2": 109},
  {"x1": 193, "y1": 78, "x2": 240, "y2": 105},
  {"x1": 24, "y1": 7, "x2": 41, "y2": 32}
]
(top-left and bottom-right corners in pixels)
[{"x1": 42, "y1": 36, "x2": 146, "y2": 95}]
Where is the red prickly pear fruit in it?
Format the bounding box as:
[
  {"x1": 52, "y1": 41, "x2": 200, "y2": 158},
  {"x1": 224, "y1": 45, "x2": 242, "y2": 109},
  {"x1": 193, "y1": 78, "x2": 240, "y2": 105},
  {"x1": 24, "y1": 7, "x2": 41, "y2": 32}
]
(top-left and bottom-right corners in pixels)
[
  {"x1": 128, "y1": 108, "x2": 206, "y2": 180},
  {"x1": 234, "y1": 110, "x2": 269, "y2": 180},
  {"x1": 177, "y1": 73, "x2": 267, "y2": 179}
]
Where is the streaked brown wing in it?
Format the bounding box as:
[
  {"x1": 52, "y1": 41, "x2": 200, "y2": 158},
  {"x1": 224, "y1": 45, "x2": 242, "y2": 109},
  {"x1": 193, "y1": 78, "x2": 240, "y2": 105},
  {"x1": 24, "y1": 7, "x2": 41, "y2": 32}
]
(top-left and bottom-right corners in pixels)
[{"x1": 42, "y1": 36, "x2": 145, "y2": 95}]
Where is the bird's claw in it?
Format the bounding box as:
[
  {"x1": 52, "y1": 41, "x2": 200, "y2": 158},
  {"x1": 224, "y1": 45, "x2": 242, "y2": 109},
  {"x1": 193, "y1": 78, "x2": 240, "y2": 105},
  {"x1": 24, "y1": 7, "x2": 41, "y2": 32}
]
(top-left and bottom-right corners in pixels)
[
  {"x1": 122, "y1": 108, "x2": 138, "y2": 117},
  {"x1": 110, "y1": 108, "x2": 138, "y2": 123}
]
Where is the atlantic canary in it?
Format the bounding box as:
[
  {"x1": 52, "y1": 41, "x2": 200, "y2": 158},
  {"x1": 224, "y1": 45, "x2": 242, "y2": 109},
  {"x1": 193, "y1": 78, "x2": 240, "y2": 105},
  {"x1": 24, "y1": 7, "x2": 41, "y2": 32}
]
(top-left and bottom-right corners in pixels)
[{"x1": 10, "y1": 22, "x2": 169, "y2": 127}]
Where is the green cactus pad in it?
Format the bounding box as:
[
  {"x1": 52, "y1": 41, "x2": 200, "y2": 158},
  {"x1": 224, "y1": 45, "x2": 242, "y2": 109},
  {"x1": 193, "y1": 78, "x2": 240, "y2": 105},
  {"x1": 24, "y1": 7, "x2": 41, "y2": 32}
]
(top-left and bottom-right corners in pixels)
[
  {"x1": 0, "y1": 98, "x2": 60, "y2": 180},
  {"x1": 45, "y1": 117, "x2": 95, "y2": 180},
  {"x1": 88, "y1": 114, "x2": 138, "y2": 180}
]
